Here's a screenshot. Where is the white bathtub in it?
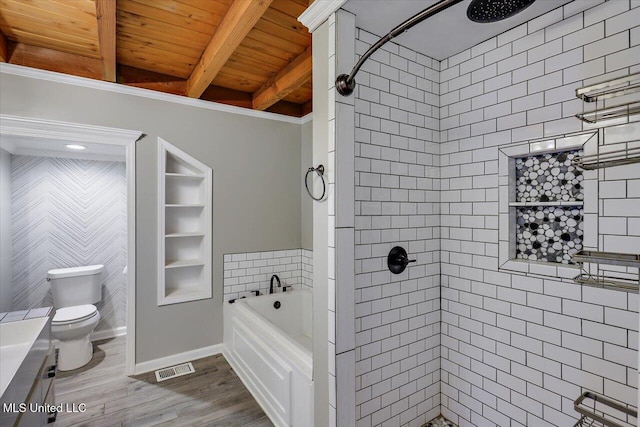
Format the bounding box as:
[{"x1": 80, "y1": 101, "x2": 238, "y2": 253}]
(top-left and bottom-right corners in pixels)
[{"x1": 224, "y1": 290, "x2": 313, "y2": 427}]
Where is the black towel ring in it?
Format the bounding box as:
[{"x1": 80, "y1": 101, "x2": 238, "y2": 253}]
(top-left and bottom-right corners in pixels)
[{"x1": 305, "y1": 165, "x2": 326, "y2": 201}]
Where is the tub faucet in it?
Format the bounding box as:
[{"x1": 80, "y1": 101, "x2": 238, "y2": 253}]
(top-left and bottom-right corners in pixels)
[{"x1": 270, "y1": 274, "x2": 281, "y2": 294}]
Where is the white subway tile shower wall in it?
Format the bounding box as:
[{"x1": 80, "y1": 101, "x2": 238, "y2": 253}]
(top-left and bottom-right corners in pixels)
[
  {"x1": 353, "y1": 28, "x2": 442, "y2": 427},
  {"x1": 223, "y1": 249, "x2": 313, "y2": 301},
  {"x1": 439, "y1": 1, "x2": 640, "y2": 426},
  {"x1": 301, "y1": 248, "x2": 313, "y2": 290}
]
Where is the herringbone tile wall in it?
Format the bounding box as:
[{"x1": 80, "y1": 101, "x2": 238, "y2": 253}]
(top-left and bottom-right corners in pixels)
[{"x1": 11, "y1": 155, "x2": 127, "y2": 333}]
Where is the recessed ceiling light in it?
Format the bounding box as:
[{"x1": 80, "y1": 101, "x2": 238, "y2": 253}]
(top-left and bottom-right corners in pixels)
[{"x1": 65, "y1": 144, "x2": 86, "y2": 150}]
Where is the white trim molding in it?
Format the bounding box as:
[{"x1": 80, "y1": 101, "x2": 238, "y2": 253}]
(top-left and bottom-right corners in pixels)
[
  {"x1": 300, "y1": 112, "x2": 313, "y2": 124},
  {"x1": 497, "y1": 131, "x2": 598, "y2": 279},
  {"x1": 52, "y1": 326, "x2": 127, "y2": 349},
  {"x1": 134, "y1": 343, "x2": 225, "y2": 375},
  {"x1": 91, "y1": 326, "x2": 127, "y2": 342},
  {"x1": 125, "y1": 139, "x2": 137, "y2": 376},
  {"x1": 0, "y1": 147, "x2": 126, "y2": 162},
  {"x1": 298, "y1": 0, "x2": 347, "y2": 32},
  {"x1": 0, "y1": 114, "x2": 143, "y2": 146},
  {"x1": 0, "y1": 63, "x2": 309, "y2": 125},
  {"x1": 0, "y1": 114, "x2": 142, "y2": 376}
]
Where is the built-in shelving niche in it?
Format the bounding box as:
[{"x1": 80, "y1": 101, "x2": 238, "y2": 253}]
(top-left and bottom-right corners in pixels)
[{"x1": 158, "y1": 138, "x2": 212, "y2": 306}]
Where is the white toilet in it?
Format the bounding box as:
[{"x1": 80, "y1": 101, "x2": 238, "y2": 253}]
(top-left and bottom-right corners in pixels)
[{"x1": 48, "y1": 264, "x2": 103, "y2": 371}]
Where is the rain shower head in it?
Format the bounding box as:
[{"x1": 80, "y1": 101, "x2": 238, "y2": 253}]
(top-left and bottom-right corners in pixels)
[
  {"x1": 335, "y1": 0, "x2": 537, "y2": 97},
  {"x1": 467, "y1": 0, "x2": 536, "y2": 23}
]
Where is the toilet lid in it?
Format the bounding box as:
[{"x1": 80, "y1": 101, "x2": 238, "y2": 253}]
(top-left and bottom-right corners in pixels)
[{"x1": 53, "y1": 304, "x2": 98, "y2": 325}]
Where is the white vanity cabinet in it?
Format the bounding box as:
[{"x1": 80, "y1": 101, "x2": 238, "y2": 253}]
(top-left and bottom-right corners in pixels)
[
  {"x1": 0, "y1": 315, "x2": 56, "y2": 427},
  {"x1": 16, "y1": 346, "x2": 56, "y2": 427}
]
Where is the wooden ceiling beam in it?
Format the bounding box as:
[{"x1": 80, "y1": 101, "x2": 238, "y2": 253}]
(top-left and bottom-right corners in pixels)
[
  {"x1": 125, "y1": 81, "x2": 187, "y2": 95},
  {"x1": 95, "y1": 0, "x2": 116, "y2": 81},
  {"x1": 302, "y1": 100, "x2": 312, "y2": 115},
  {"x1": 186, "y1": 0, "x2": 273, "y2": 98},
  {"x1": 118, "y1": 65, "x2": 255, "y2": 109},
  {"x1": 200, "y1": 85, "x2": 253, "y2": 108},
  {"x1": 118, "y1": 64, "x2": 185, "y2": 95},
  {"x1": 117, "y1": 64, "x2": 182, "y2": 83},
  {"x1": 251, "y1": 45, "x2": 311, "y2": 111},
  {"x1": 0, "y1": 30, "x2": 8, "y2": 62},
  {"x1": 266, "y1": 100, "x2": 304, "y2": 117}
]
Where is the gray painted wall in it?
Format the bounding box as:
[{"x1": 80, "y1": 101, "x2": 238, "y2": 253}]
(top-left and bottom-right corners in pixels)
[
  {"x1": 0, "y1": 73, "x2": 304, "y2": 362},
  {"x1": 0, "y1": 148, "x2": 11, "y2": 312},
  {"x1": 301, "y1": 120, "x2": 313, "y2": 250}
]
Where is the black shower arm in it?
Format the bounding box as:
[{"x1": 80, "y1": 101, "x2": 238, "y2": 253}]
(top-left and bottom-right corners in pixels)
[{"x1": 336, "y1": 0, "x2": 465, "y2": 96}]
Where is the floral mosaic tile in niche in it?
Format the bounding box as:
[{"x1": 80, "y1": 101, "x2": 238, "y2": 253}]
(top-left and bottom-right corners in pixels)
[
  {"x1": 515, "y1": 150, "x2": 583, "y2": 202},
  {"x1": 516, "y1": 206, "x2": 583, "y2": 264}
]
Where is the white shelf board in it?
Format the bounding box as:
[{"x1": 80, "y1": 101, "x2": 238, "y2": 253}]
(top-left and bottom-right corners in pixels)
[
  {"x1": 166, "y1": 172, "x2": 205, "y2": 179},
  {"x1": 509, "y1": 201, "x2": 584, "y2": 207},
  {"x1": 165, "y1": 232, "x2": 205, "y2": 238},
  {"x1": 161, "y1": 287, "x2": 211, "y2": 305},
  {"x1": 165, "y1": 204, "x2": 205, "y2": 208},
  {"x1": 165, "y1": 259, "x2": 205, "y2": 269}
]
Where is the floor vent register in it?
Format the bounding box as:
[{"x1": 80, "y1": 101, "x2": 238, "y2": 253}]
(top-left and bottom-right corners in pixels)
[{"x1": 155, "y1": 362, "x2": 195, "y2": 382}]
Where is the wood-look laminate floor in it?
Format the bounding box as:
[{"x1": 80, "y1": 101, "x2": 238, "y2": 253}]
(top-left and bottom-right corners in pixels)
[{"x1": 55, "y1": 337, "x2": 272, "y2": 427}]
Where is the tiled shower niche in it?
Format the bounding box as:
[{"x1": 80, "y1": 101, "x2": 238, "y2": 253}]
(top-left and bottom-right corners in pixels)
[
  {"x1": 515, "y1": 151, "x2": 584, "y2": 203},
  {"x1": 514, "y1": 150, "x2": 584, "y2": 264},
  {"x1": 516, "y1": 206, "x2": 583, "y2": 263}
]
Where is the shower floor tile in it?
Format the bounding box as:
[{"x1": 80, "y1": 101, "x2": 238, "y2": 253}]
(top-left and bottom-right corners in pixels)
[{"x1": 426, "y1": 415, "x2": 457, "y2": 427}]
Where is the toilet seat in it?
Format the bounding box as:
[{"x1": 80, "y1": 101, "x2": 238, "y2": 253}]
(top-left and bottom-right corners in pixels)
[{"x1": 53, "y1": 304, "x2": 98, "y2": 326}]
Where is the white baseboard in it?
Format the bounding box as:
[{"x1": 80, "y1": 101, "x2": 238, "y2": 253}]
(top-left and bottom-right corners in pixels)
[
  {"x1": 92, "y1": 326, "x2": 127, "y2": 341},
  {"x1": 134, "y1": 343, "x2": 225, "y2": 375},
  {"x1": 52, "y1": 326, "x2": 127, "y2": 349}
]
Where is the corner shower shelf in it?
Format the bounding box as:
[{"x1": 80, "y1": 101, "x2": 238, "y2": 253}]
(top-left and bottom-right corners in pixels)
[
  {"x1": 158, "y1": 137, "x2": 212, "y2": 306},
  {"x1": 573, "y1": 273, "x2": 639, "y2": 292},
  {"x1": 576, "y1": 72, "x2": 640, "y2": 102},
  {"x1": 574, "y1": 391, "x2": 637, "y2": 427},
  {"x1": 571, "y1": 251, "x2": 640, "y2": 293},
  {"x1": 572, "y1": 250, "x2": 640, "y2": 267},
  {"x1": 575, "y1": 73, "x2": 640, "y2": 124},
  {"x1": 572, "y1": 146, "x2": 640, "y2": 170},
  {"x1": 575, "y1": 101, "x2": 640, "y2": 124}
]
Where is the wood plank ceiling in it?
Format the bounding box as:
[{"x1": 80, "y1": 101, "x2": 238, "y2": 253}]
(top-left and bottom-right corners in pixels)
[{"x1": 0, "y1": 0, "x2": 312, "y2": 117}]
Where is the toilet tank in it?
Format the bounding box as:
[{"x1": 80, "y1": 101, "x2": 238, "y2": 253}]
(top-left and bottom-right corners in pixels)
[{"x1": 48, "y1": 265, "x2": 104, "y2": 308}]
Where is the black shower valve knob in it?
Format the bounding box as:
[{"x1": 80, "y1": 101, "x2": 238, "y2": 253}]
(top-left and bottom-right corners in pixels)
[
  {"x1": 400, "y1": 257, "x2": 417, "y2": 266},
  {"x1": 387, "y1": 246, "x2": 416, "y2": 274}
]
